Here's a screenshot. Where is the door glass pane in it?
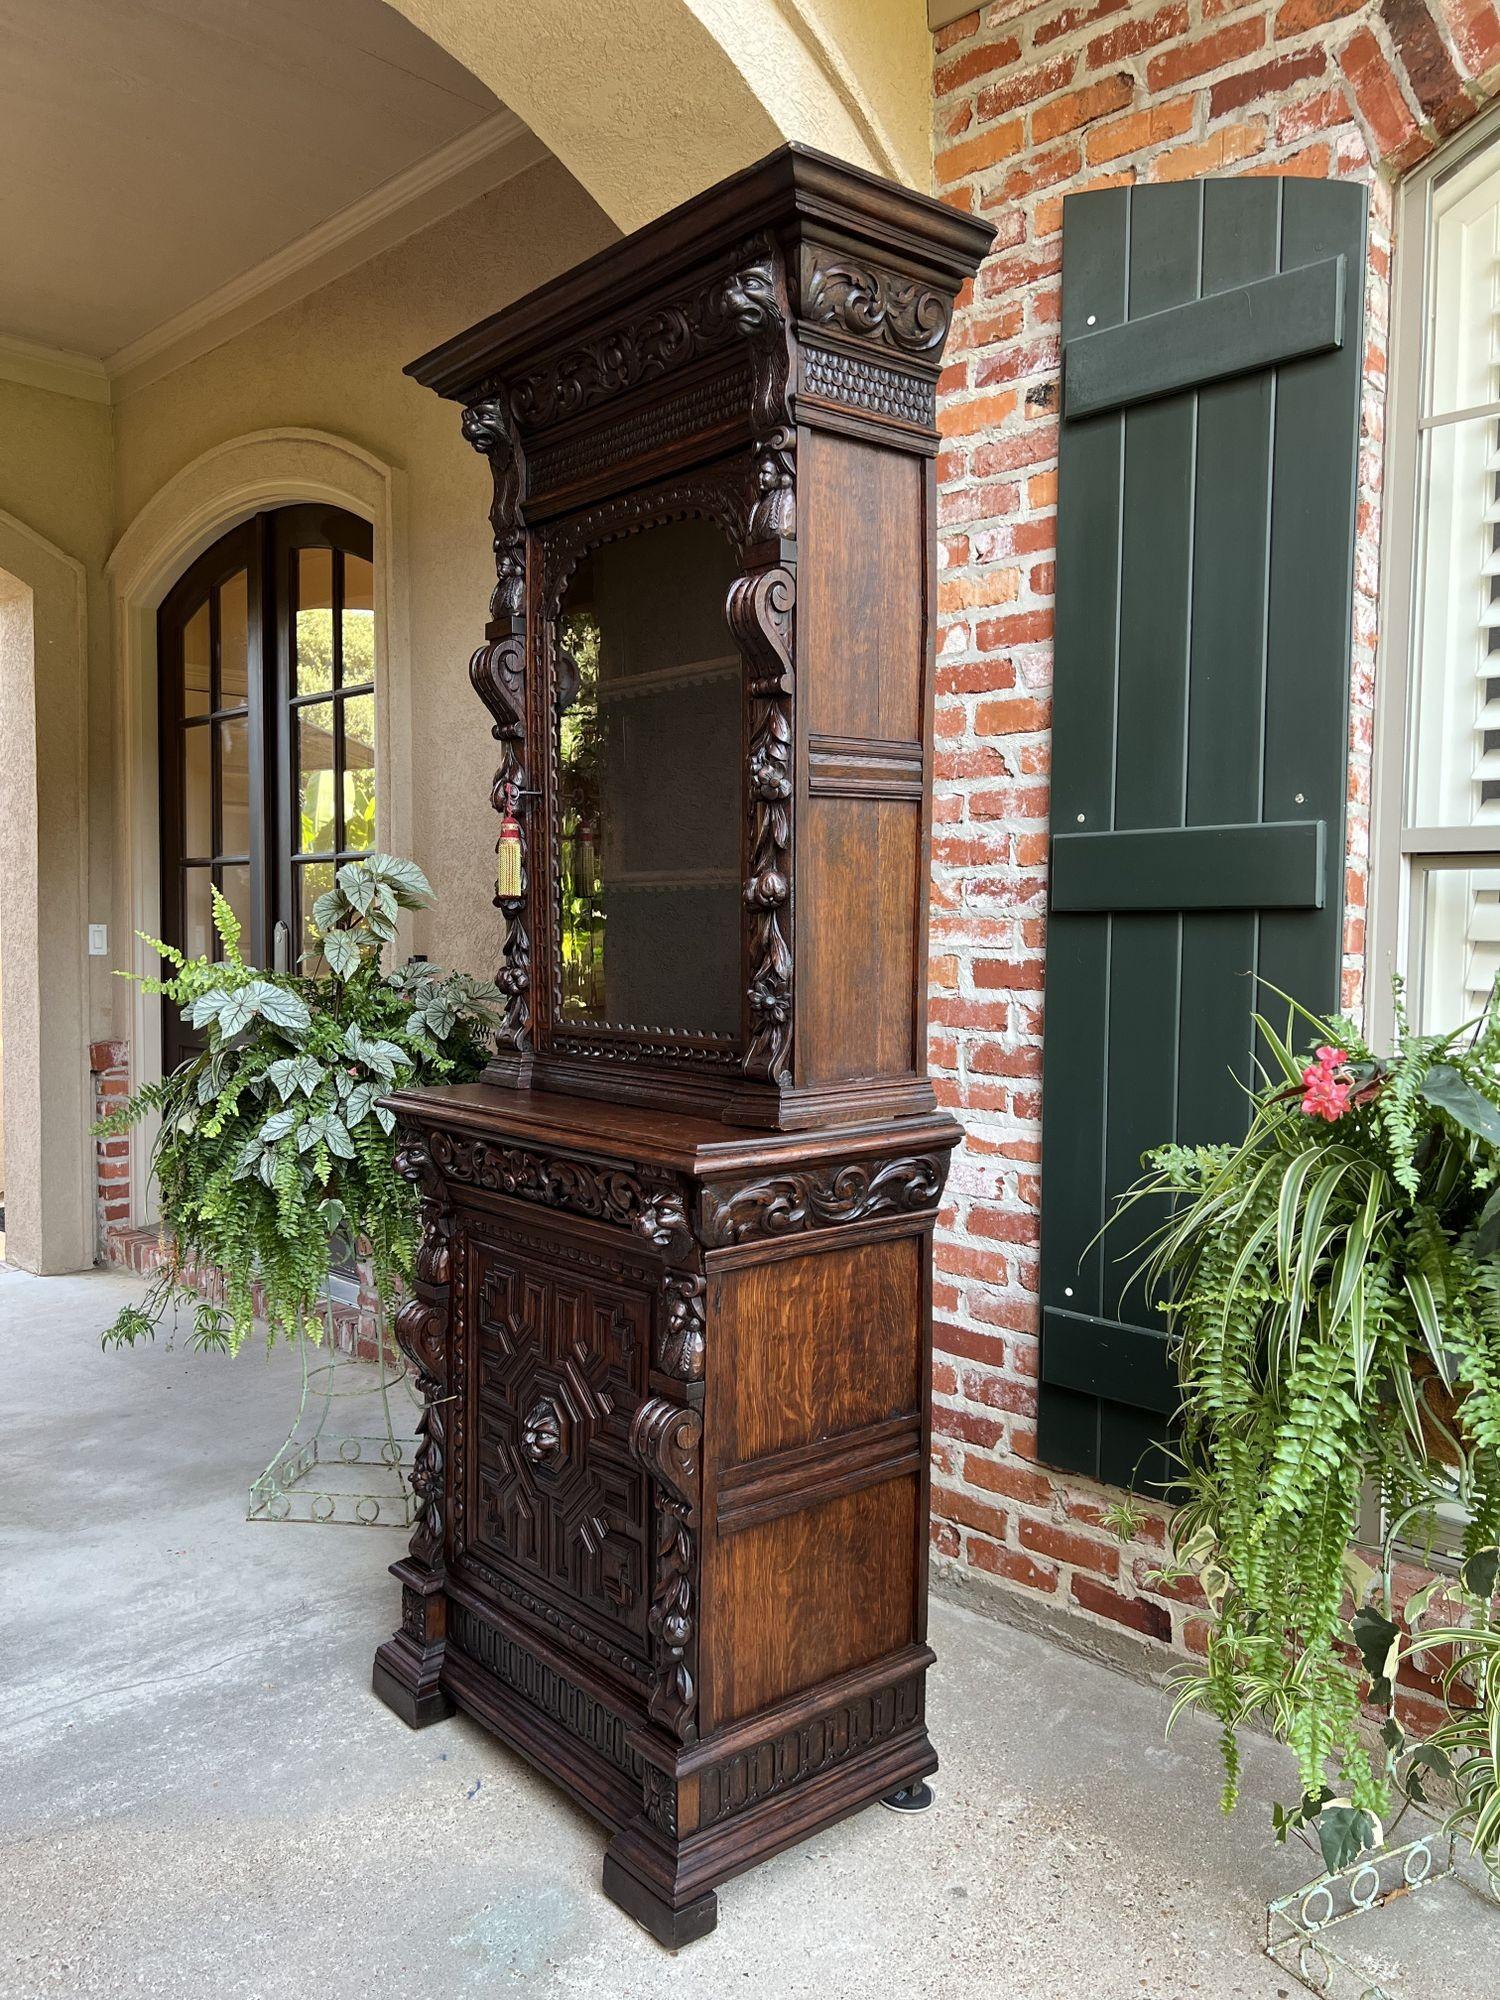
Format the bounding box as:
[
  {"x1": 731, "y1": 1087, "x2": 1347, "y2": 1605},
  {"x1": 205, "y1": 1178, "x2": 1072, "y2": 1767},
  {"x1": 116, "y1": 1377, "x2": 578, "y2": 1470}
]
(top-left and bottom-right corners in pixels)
[
  {"x1": 183, "y1": 866, "x2": 213, "y2": 961},
  {"x1": 295, "y1": 547, "x2": 335, "y2": 696},
  {"x1": 343, "y1": 692, "x2": 375, "y2": 850},
  {"x1": 220, "y1": 864, "x2": 251, "y2": 955},
  {"x1": 554, "y1": 518, "x2": 741, "y2": 1038},
  {"x1": 184, "y1": 723, "x2": 211, "y2": 857},
  {"x1": 219, "y1": 716, "x2": 250, "y2": 857},
  {"x1": 298, "y1": 859, "x2": 336, "y2": 959},
  {"x1": 219, "y1": 570, "x2": 249, "y2": 704},
  {"x1": 298, "y1": 701, "x2": 337, "y2": 853},
  {"x1": 183, "y1": 602, "x2": 211, "y2": 717},
  {"x1": 343, "y1": 554, "x2": 375, "y2": 687}
]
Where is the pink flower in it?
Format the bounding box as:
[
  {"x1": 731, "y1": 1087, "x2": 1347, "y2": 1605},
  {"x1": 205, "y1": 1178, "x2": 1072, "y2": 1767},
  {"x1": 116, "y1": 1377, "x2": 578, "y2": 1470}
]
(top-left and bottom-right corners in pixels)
[{"x1": 1300, "y1": 1045, "x2": 1352, "y2": 1123}]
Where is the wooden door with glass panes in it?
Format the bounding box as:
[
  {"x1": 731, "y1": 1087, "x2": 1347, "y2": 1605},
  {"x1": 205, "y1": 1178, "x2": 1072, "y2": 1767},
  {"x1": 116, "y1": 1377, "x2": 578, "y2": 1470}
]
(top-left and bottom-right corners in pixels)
[{"x1": 157, "y1": 505, "x2": 375, "y2": 1071}]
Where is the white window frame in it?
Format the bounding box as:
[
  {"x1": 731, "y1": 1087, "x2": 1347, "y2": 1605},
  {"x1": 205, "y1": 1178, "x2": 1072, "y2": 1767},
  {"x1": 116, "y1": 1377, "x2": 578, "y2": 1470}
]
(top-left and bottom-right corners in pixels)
[{"x1": 1371, "y1": 106, "x2": 1500, "y2": 1048}]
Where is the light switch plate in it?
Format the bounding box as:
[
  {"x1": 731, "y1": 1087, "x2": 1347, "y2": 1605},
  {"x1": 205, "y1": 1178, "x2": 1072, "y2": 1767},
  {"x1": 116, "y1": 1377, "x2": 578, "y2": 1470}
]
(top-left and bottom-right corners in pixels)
[{"x1": 88, "y1": 923, "x2": 108, "y2": 956}]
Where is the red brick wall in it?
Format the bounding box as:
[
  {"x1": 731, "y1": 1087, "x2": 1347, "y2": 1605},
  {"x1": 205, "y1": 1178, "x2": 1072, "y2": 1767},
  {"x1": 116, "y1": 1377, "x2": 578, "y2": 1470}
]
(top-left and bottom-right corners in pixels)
[
  {"x1": 928, "y1": 0, "x2": 1500, "y2": 1683},
  {"x1": 89, "y1": 1039, "x2": 132, "y2": 1252}
]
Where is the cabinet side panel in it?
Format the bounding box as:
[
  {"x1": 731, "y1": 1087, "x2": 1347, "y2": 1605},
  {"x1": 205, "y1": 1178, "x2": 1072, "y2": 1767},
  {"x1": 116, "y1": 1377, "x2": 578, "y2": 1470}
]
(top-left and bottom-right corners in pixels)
[
  {"x1": 713, "y1": 1236, "x2": 921, "y2": 1461},
  {"x1": 702, "y1": 1233, "x2": 925, "y2": 1730},
  {"x1": 708, "y1": 1480, "x2": 919, "y2": 1725},
  {"x1": 798, "y1": 429, "x2": 927, "y2": 1090},
  {"x1": 801, "y1": 432, "x2": 924, "y2": 742},
  {"x1": 799, "y1": 797, "x2": 919, "y2": 1083}
]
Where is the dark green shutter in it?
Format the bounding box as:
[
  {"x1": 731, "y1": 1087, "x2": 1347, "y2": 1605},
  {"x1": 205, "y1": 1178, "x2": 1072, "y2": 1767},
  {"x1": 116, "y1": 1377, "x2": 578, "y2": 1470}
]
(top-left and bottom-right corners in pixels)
[{"x1": 1037, "y1": 177, "x2": 1367, "y2": 1490}]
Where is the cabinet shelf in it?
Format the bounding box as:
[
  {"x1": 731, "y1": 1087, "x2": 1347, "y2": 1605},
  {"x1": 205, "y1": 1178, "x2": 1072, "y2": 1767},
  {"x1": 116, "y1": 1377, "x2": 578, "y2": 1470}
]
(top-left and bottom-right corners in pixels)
[{"x1": 596, "y1": 654, "x2": 740, "y2": 704}]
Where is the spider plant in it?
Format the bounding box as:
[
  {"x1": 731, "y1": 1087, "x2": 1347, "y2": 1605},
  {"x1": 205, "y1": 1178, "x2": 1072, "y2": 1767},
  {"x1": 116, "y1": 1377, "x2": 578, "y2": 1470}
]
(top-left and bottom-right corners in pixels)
[{"x1": 1120, "y1": 985, "x2": 1500, "y2": 1868}]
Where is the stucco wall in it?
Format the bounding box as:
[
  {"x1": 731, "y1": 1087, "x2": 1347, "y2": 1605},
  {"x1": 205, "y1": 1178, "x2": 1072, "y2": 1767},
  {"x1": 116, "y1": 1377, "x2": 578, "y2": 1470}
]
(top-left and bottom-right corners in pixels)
[{"x1": 110, "y1": 154, "x2": 618, "y2": 1000}]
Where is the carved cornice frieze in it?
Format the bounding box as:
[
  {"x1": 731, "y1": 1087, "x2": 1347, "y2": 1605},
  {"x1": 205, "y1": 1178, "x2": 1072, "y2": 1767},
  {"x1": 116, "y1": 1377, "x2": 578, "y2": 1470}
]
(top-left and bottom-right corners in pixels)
[
  {"x1": 799, "y1": 247, "x2": 952, "y2": 360},
  {"x1": 511, "y1": 237, "x2": 785, "y2": 436},
  {"x1": 800, "y1": 345, "x2": 936, "y2": 429},
  {"x1": 423, "y1": 1130, "x2": 693, "y2": 1255},
  {"x1": 700, "y1": 1151, "x2": 949, "y2": 1248}
]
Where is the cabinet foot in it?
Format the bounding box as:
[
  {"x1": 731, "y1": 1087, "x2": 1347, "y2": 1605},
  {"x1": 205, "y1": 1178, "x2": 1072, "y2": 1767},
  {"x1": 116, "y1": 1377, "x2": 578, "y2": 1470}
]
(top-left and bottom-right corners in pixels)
[
  {"x1": 372, "y1": 1640, "x2": 454, "y2": 1729},
  {"x1": 602, "y1": 1852, "x2": 718, "y2": 1950},
  {"x1": 881, "y1": 1779, "x2": 935, "y2": 1813}
]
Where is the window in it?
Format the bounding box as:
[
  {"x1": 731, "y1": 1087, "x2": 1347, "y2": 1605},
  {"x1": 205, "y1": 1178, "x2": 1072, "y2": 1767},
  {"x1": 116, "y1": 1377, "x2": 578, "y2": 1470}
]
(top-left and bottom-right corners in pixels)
[
  {"x1": 1377, "y1": 118, "x2": 1500, "y2": 1038},
  {"x1": 1372, "y1": 122, "x2": 1500, "y2": 1565},
  {"x1": 158, "y1": 507, "x2": 376, "y2": 1068}
]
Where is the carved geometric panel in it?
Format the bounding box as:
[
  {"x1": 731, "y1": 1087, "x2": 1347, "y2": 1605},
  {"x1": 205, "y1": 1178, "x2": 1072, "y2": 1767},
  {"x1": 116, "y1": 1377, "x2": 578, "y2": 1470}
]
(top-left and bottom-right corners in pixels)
[{"x1": 470, "y1": 1240, "x2": 653, "y2": 1657}]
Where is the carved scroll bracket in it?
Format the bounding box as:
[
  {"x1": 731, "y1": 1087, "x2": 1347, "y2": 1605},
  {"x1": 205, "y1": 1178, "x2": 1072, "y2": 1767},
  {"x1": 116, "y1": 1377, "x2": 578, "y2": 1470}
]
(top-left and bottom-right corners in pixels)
[
  {"x1": 725, "y1": 238, "x2": 796, "y2": 548},
  {"x1": 728, "y1": 564, "x2": 795, "y2": 1085},
  {"x1": 463, "y1": 395, "x2": 532, "y2": 1056},
  {"x1": 393, "y1": 1134, "x2": 455, "y2": 1575},
  {"x1": 630, "y1": 1398, "x2": 703, "y2": 1741}
]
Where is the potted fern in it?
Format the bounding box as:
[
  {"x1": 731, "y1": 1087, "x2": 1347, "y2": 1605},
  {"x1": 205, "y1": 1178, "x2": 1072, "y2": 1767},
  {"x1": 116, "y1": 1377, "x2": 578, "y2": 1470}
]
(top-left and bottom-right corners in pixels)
[
  {"x1": 1121, "y1": 990, "x2": 1500, "y2": 1882},
  {"x1": 97, "y1": 854, "x2": 503, "y2": 1517}
]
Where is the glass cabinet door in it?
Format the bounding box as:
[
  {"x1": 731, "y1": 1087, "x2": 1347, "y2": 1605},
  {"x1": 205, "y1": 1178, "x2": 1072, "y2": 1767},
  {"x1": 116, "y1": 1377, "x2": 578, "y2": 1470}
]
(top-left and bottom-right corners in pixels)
[{"x1": 553, "y1": 517, "x2": 742, "y2": 1042}]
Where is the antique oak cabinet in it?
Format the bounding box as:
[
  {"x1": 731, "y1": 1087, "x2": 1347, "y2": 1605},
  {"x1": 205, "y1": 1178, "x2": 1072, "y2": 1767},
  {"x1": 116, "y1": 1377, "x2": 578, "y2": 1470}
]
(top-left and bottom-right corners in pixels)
[{"x1": 373, "y1": 145, "x2": 993, "y2": 1946}]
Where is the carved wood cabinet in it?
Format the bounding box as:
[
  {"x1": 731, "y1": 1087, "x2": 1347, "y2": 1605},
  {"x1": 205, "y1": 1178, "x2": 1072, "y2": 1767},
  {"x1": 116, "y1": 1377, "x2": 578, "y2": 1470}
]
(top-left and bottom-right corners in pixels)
[{"x1": 372, "y1": 146, "x2": 993, "y2": 1946}]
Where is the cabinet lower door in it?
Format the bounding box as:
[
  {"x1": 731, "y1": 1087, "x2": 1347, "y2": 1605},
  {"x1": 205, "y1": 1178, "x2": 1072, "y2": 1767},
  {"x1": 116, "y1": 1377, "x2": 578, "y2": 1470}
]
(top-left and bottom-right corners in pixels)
[{"x1": 458, "y1": 1222, "x2": 655, "y2": 1676}]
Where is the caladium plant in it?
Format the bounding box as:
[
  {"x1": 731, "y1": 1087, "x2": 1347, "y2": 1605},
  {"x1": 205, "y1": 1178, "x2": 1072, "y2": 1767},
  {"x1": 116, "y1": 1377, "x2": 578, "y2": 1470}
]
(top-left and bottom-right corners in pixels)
[{"x1": 98, "y1": 853, "x2": 503, "y2": 1355}]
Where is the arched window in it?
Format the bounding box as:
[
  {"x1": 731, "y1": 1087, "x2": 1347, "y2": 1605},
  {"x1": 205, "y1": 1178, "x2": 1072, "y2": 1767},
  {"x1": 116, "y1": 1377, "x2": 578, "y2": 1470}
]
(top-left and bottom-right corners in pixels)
[{"x1": 157, "y1": 505, "x2": 375, "y2": 1067}]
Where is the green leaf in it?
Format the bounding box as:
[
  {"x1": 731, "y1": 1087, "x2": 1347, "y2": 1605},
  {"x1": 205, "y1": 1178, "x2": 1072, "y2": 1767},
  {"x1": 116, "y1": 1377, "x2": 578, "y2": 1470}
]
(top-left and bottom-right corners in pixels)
[
  {"x1": 1472, "y1": 1184, "x2": 1500, "y2": 1258},
  {"x1": 322, "y1": 928, "x2": 363, "y2": 980},
  {"x1": 361, "y1": 852, "x2": 433, "y2": 906},
  {"x1": 267, "y1": 1054, "x2": 324, "y2": 1102},
  {"x1": 259, "y1": 1105, "x2": 303, "y2": 1144},
  {"x1": 243, "y1": 980, "x2": 311, "y2": 1033},
  {"x1": 311, "y1": 886, "x2": 345, "y2": 937},
  {"x1": 1315, "y1": 1804, "x2": 1378, "y2": 1875},
  {"x1": 322, "y1": 1114, "x2": 356, "y2": 1160},
  {"x1": 1351, "y1": 1606, "x2": 1401, "y2": 1698},
  {"x1": 1460, "y1": 1547, "x2": 1500, "y2": 1601},
  {"x1": 344, "y1": 1082, "x2": 377, "y2": 1128},
  {"x1": 1421, "y1": 1063, "x2": 1500, "y2": 1149}
]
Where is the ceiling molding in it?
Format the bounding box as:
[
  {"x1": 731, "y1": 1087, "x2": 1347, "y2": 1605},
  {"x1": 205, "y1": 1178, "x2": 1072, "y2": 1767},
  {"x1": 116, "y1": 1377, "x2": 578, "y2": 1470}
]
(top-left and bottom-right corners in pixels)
[
  {"x1": 0, "y1": 333, "x2": 111, "y2": 404},
  {"x1": 108, "y1": 107, "x2": 543, "y2": 399},
  {"x1": 0, "y1": 107, "x2": 543, "y2": 407}
]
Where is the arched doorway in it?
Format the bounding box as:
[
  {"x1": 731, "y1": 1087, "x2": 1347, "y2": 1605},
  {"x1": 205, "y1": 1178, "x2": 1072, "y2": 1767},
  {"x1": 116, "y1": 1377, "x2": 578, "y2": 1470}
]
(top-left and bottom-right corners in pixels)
[{"x1": 157, "y1": 505, "x2": 377, "y2": 1069}]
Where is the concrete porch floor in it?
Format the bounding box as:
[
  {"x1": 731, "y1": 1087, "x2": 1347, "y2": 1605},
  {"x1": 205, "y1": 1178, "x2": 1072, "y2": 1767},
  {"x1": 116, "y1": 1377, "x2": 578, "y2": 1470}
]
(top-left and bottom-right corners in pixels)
[{"x1": 1, "y1": 1265, "x2": 1493, "y2": 1999}]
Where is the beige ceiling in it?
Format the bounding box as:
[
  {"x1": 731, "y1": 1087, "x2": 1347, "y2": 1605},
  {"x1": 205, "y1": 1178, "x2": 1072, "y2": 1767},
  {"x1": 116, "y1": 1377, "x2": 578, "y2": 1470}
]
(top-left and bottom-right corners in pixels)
[{"x1": 0, "y1": 0, "x2": 503, "y2": 358}]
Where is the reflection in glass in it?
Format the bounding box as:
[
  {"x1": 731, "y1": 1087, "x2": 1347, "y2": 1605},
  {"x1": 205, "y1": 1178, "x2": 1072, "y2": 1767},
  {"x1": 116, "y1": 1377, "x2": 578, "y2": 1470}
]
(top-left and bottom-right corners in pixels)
[
  {"x1": 183, "y1": 602, "x2": 211, "y2": 717},
  {"x1": 219, "y1": 716, "x2": 249, "y2": 856},
  {"x1": 183, "y1": 866, "x2": 213, "y2": 961},
  {"x1": 555, "y1": 518, "x2": 741, "y2": 1038},
  {"x1": 184, "y1": 724, "x2": 211, "y2": 857},
  {"x1": 299, "y1": 859, "x2": 336, "y2": 958},
  {"x1": 298, "y1": 701, "x2": 337, "y2": 853},
  {"x1": 221, "y1": 863, "x2": 252, "y2": 951},
  {"x1": 344, "y1": 692, "x2": 375, "y2": 850},
  {"x1": 219, "y1": 570, "x2": 249, "y2": 702},
  {"x1": 295, "y1": 547, "x2": 335, "y2": 695},
  {"x1": 344, "y1": 555, "x2": 375, "y2": 687}
]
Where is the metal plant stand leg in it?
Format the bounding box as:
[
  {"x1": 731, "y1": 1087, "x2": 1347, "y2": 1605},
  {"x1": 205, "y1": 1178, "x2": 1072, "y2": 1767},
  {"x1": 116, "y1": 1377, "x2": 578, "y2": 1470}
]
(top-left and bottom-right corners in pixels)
[
  {"x1": 1266, "y1": 1833, "x2": 1467, "y2": 1999},
  {"x1": 247, "y1": 1298, "x2": 418, "y2": 1527}
]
